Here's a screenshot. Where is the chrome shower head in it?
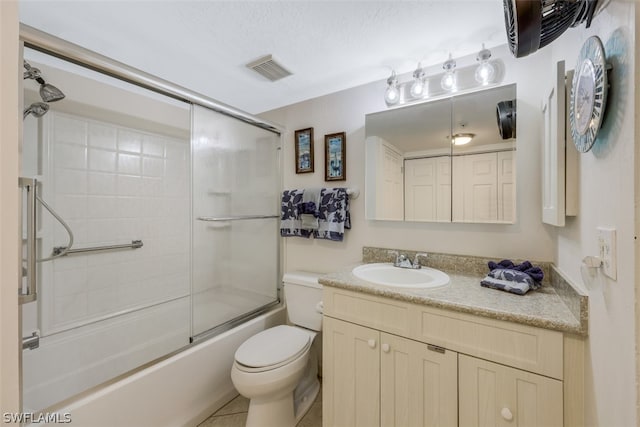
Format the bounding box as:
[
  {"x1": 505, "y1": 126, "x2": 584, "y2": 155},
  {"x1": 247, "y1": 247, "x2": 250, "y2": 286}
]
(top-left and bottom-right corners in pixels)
[
  {"x1": 23, "y1": 60, "x2": 65, "y2": 102},
  {"x1": 39, "y1": 83, "x2": 65, "y2": 102},
  {"x1": 23, "y1": 102, "x2": 50, "y2": 120}
]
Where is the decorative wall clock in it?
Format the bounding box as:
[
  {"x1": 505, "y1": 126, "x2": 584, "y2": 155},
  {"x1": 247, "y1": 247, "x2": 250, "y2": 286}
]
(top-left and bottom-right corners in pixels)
[{"x1": 569, "y1": 35, "x2": 609, "y2": 153}]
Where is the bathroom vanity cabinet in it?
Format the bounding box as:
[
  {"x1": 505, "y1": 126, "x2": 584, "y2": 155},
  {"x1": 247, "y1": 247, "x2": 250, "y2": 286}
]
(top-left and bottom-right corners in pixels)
[{"x1": 322, "y1": 286, "x2": 580, "y2": 427}]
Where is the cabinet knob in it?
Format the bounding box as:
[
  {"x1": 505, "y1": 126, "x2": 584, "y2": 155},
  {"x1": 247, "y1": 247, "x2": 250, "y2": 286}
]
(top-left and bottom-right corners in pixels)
[
  {"x1": 382, "y1": 343, "x2": 390, "y2": 353},
  {"x1": 368, "y1": 339, "x2": 376, "y2": 349},
  {"x1": 501, "y1": 407, "x2": 513, "y2": 421}
]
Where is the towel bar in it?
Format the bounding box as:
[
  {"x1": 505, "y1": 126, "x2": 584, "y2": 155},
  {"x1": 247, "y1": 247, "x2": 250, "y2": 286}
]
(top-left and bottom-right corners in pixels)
[
  {"x1": 197, "y1": 215, "x2": 279, "y2": 222},
  {"x1": 52, "y1": 240, "x2": 143, "y2": 256}
]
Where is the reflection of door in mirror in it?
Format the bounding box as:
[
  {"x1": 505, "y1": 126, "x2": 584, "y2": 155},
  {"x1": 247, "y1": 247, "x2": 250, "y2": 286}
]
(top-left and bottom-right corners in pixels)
[
  {"x1": 405, "y1": 157, "x2": 451, "y2": 222},
  {"x1": 365, "y1": 136, "x2": 404, "y2": 220},
  {"x1": 365, "y1": 96, "x2": 452, "y2": 221},
  {"x1": 452, "y1": 85, "x2": 516, "y2": 223},
  {"x1": 365, "y1": 84, "x2": 516, "y2": 224}
]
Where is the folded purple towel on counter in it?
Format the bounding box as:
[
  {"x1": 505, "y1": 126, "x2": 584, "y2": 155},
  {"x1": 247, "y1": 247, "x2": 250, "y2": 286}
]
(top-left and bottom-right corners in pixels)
[
  {"x1": 487, "y1": 259, "x2": 544, "y2": 282},
  {"x1": 481, "y1": 260, "x2": 544, "y2": 295}
]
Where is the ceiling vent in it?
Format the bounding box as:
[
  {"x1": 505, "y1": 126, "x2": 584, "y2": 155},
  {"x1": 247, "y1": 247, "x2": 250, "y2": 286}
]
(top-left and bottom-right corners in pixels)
[{"x1": 246, "y1": 55, "x2": 292, "y2": 82}]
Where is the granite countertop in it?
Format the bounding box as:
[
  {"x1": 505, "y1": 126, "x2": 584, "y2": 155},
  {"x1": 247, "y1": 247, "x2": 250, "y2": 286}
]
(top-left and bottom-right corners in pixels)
[{"x1": 319, "y1": 263, "x2": 587, "y2": 336}]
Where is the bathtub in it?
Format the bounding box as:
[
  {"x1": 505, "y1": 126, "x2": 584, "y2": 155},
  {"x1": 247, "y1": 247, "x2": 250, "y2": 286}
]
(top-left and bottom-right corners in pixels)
[{"x1": 55, "y1": 306, "x2": 286, "y2": 427}]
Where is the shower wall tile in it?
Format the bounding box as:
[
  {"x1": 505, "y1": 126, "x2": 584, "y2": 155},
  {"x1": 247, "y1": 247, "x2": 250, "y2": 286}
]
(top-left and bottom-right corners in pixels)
[
  {"x1": 117, "y1": 175, "x2": 143, "y2": 196},
  {"x1": 118, "y1": 130, "x2": 143, "y2": 153},
  {"x1": 54, "y1": 115, "x2": 87, "y2": 145},
  {"x1": 143, "y1": 136, "x2": 165, "y2": 157},
  {"x1": 143, "y1": 176, "x2": 164, "y2": 195},
  {"x1": 88, "y1": 172, "x2": 117, "y2": 195},
  {"x1": 143, "y1": 157, "x2": 165, "y2": 177},
  {"x1": 117, "y1": 153, "x2": 142, "y2": 175},
  {"x1": 88, "y1": 123, "x2": 116, "y2": 150},
  {"x1": 41, "y1": 111, "x2": 189, "y2": 335},
  {"x1": 87, "y1": 196, "x2": 118, "y2": 219},
  {"x1": 88, "y1": 148, "x2": 116, "y2": 172},
  {"x1": 53, "y1": 269, "x2": 88, "y2": 297},
  {"x1": 54, "y1": 169, "x2": 88, "y2": 195},
  {"x1": 54, "y1": 194, "x2": 88, "y2": 220},
  {"x1": 55, "y1": 143, "x2": 87, "y2": 170}
]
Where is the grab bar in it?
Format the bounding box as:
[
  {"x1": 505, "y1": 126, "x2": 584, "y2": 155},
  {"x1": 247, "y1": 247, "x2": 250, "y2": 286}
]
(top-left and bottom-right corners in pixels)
[
  {"x1": 19, "y1": 177, "x2": 37, "y2": 304},
  {"x1": 196, "y1": 215, "x2": 279, "y2": 222},
  {"x1": 52, "y1": 239, "x2": 143, "y2": 256}
]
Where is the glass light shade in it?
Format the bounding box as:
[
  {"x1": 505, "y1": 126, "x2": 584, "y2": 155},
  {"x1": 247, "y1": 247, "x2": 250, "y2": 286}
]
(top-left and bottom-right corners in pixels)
[
  {"x1": 475, "y1": 61, "x2": 496, "y2": 85},
  {"x1": 452, "y1": 133, "x2": 474, "y2": 145},
  {"x1": 384, "y1": 70, "x2": 400, "y2": 105},
  {"x1": 410, "y1": 79, "x2": 426, "y2": 98},
  {"x1": 385, "y1": 85, "x2": 400, "y2": 105},
  {"x1": 441, "y1": 71, "x2": 456, "y2": 91}
]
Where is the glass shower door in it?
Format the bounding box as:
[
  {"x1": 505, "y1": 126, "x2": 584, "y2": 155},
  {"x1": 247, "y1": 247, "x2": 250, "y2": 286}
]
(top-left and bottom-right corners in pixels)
[{"x1": 191, "y1": 105, "x2": 281, "y2": 339}]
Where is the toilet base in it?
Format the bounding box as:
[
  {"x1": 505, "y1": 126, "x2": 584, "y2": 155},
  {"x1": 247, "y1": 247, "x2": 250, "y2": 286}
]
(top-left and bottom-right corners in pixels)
[
  {"x1": 294, "y1": 377, "x2": 319, "y2": 424},
  {"x1": 246, "y1": 393, "x2": 295, "y2": 427}
]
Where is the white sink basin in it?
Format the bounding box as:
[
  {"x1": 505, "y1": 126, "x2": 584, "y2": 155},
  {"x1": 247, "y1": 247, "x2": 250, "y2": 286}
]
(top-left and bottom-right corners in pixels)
[{"x1": 352, "y1": 263, "x2": 450, "y2": 290}]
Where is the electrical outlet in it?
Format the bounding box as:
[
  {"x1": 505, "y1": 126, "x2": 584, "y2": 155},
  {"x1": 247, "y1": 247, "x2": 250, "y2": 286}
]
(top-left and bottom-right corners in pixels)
[{"x1": 597, "y1": 227, "x2": 617, "y2": 280}]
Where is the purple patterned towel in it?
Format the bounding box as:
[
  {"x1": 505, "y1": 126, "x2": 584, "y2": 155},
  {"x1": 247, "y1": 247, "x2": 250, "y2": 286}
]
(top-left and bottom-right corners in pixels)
[
  {"x1": 280, "y1": 188, "x2": 351, "y2": 241},
  {"x1": 487, "y1": 259, "x2": 544, "y2": 282},
  {"x1": 280, "y1": 189, "x2": 312, "y2": 238},
  {"x1": 481, "y1": 260, "x2": 544, "y2": 295},
  {"x1": 314, "y1": 188, "x2": 351, "y2": 241}
]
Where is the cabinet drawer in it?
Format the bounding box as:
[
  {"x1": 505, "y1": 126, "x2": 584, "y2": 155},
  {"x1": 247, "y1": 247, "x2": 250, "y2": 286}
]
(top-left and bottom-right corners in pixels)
[
  {"x1": 410, "y1": 305, "x2": 563, "y2": 379},
  {"x1": 323, "y1": 287, "x2": 410, "y2": 337}
]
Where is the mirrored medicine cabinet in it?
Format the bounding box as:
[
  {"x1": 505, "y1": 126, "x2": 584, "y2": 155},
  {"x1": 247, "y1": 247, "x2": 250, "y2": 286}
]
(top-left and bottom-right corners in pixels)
[{"x1": 365, "y1": 84, "x2": 517, "y2": 224}]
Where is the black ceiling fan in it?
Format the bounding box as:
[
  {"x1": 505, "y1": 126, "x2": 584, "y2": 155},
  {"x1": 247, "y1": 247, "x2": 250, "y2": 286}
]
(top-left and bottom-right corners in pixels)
[{"x1": 503, "y1": 0, "x2": 605, "y2": 58}]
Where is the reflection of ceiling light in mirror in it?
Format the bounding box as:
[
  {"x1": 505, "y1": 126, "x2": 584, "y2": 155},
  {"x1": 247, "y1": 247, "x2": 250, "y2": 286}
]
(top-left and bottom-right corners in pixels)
[
  {"x1": 452, "y1": 133, "x2": 474, "y2": 145},
  {"x1": 475, "y1": 44, "x2": 495, "y2": 85},
  {"x1": 410, "y1": 63, "x2": 426, "y2": 98},
  {"x1": 384, "y1": 70, "x2": 400, "y2": 105},
  {"x1": 440, "y1": 54, "x2": 457, "y2": 91}
]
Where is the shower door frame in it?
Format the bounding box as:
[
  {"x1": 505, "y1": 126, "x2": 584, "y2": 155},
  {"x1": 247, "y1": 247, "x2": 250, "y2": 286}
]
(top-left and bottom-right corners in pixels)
[{"x1": 18, "y1": 23, "x2": 284, "y2": 412}]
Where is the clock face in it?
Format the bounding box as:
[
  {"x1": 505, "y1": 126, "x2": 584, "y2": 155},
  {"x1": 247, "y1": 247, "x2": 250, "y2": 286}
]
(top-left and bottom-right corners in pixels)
[
  {"x1": 574, "y1": 59, "x2": 596, "y2": 135},
  {"x1": 569, "y1": 36, "x2": 608, "y2": 153}
]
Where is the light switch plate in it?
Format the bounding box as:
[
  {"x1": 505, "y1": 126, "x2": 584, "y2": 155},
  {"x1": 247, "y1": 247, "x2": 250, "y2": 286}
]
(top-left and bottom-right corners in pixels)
[{"x1": 597, "y1": 227, "x2": 617, "y2": 280}]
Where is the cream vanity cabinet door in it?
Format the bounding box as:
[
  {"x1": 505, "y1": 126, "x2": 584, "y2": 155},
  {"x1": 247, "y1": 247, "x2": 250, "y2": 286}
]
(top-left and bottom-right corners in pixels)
[
  {"x1": 380, "y1": 333, "x2": 458, "y2": 427},
  {"x1": 323, "y1": 316, "x2": 380, "y2": 427},
  {"x1": 459, "y1": 354, "x2": 563, "y2": 427}
]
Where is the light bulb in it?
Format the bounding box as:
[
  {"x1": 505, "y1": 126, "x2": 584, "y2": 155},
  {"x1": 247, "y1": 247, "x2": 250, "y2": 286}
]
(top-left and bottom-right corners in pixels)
[
  {"x1": 385, "y1": 86, "x2": 400, "y2": 104},
  {"x1": 410, "y1": 80, "x2": 425, "y2": 98},
  {"x1": 440, "y1": 54, "x2": 456, "y2": 91},
  {"x1": 410, "y1": 63, "x2": 426, "y2": 98},
  {"x1": 441, "y1": 72, "x2": 456, "y2": 91},
  {"x1": 384, "y1": 70, "x2": 400, "y2": 105},
  {"x1": 475, "y1": 44, "x2": 495, "y2": 85},
  {"x1": 475, "y1": 62, "x2": 496, "y2": 84}
]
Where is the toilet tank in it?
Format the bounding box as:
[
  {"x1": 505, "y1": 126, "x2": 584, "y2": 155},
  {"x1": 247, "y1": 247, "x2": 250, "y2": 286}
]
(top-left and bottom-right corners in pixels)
[{"x1": 283, "y1": 271, "x2": 323, "y2": 331}]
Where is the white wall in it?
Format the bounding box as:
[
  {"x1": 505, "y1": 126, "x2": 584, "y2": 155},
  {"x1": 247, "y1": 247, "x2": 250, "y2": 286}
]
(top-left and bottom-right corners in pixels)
[
  {"x1": 549, "y1": 2, "x2": 637, "y2": 426},
  {"x1": 261, "y1": 45, "x2": 555, "y2": 274}
]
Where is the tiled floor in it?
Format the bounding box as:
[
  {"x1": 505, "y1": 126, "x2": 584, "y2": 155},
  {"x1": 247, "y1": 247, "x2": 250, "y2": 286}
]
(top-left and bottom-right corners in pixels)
[{"x1": 198, "y1": 386, "x2": 322, "y2": 427}]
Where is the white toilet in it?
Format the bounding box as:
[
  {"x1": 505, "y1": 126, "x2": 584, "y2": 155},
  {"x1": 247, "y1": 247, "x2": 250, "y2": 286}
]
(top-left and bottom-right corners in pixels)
[{"x1": 231, "y1": 271, "x2": 323, "y2": 427}]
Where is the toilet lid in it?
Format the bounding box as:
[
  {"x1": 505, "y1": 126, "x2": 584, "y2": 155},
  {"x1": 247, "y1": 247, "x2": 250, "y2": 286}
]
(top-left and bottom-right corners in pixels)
[{"x1": 235, "y1": 325, "x2": 311, "y2": 369}]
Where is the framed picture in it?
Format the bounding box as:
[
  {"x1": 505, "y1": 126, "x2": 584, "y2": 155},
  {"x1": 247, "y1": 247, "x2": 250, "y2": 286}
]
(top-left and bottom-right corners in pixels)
[
  {"x1": 294, "y1": 128, "x2": 314, "y2": 174},
  {"x1": 324, "y1": 132, "x2": 346, "y2": 181}
]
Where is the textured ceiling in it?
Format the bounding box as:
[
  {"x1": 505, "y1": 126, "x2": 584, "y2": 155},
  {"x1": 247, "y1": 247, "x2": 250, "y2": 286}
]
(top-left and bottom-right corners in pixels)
[{"x1": 19, "y1": 0, "x2": 507, "y2": 115}]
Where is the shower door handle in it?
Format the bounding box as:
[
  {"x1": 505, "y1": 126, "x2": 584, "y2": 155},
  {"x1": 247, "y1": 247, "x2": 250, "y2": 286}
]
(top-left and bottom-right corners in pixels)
[{"x1": 19, "y1": 177, "x2": 37, "y2": 304}]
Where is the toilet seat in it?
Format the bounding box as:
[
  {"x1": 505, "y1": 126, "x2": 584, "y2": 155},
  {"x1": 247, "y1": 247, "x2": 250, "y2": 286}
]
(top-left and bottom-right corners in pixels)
[{"x1": 234, "y1": 325, "x2": 312, "y2": 373}]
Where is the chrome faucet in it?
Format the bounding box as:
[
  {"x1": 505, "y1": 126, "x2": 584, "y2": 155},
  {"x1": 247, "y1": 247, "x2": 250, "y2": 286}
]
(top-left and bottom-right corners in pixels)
[
  {"x1": 388, "y1": 250, "x2": 423, "y2": 269},
  {"x1": 413, "y1": 252, "x2": 428, "y2": 268}
]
